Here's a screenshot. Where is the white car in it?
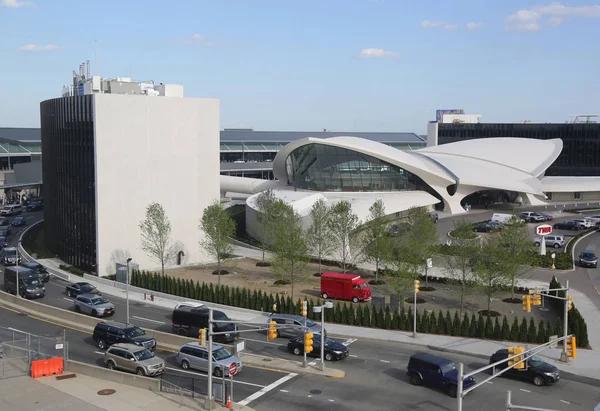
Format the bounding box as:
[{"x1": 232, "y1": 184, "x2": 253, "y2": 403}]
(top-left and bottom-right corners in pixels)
[
  {"x1": 573, "y1": 218, "x2": 593, "y2": 229},
  {"x1": 174, "y1": 302, "x2": 204, "y2": 310}
]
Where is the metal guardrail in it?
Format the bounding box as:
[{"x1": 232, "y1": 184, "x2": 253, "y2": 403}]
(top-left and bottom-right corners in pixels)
[{"x1": 17, "y1": 220, "x2": 70, "y2": 281}]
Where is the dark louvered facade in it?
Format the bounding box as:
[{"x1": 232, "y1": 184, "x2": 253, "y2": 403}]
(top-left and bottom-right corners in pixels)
[
  {"x1": 437, "y1": 123, "x2": 600, "y2": 177},
  {"x1": 40, "y1": 96, "x2": 96, "y2": 270}
]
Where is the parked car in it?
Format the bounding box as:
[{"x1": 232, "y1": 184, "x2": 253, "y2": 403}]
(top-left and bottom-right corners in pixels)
[
  {"x1": 537, "y1": 212, "x2": 553, "y2": 221},
  {"x1": 472, "y1": 222, "x2": 495, "y2": 233},
  {"x1": 521, "y1": 212, "x2": 545, "y2": 223},
  {"x1": 572, "y1": 218, "x2": 593, "y2": 229},
  {"x1": 26, "y1": 201, "x2": 43, "y2": 212},
  {"x1": 0, "y1": 227, "x2": 12, "y2": 237},
  {"x1": 176, "y1": 342, "x2": 242, "y2": 377},
  {"x1": 407, "y1": 353, "x2": 476, "y2": 397},
  {"x1": 1, "y1": 247, "x2": 20, "y2": 265},
  {"x1": 0, "y1": 218, "x2": 9, "y2": 226},
  {"x1": 533, "y1": 235, "x2": 565, "y2": 249},
  {"x1": 588, "y1": 215, "x2": 600, "y2": 225},
  {"x1": 287, "y1": 334, "x2": 349, "y2": 361},
  {"x1": 267, "y1": 313, "x2": 323, "y2": 339},
  {"x1": 21, "y1": 261, "x2": 50, "y2": 282},
  {"x1": 93, "y1": 320, "x2": 156, "y2": 351},
  {"x1": 11, "y1": 216, "x2": 26, "y2": 227},
  {"x1": 320, "y1": 272, "x2": 372, "y2": 303},
  {"x1": 579, "y1": 250, "x2": 598, "y2": 268},
  {"x1": 553, "y1": 221, "x2": 581, "y2": 231},
  {"x1": 74, "y1": 294, "x2": 115, "y2": 317},
  {"x1": 66, "y1": 282, "x2": 100, "y2": 297},
  {"x1": 489, "y1": 349, "x2": 559, "y2": 386},
  {"x1": 104, "y1": 343, "x2": 164, "y2": 376},
  {"x1": 172, "y1": 305, "x2": 238, "y2": 342},
  {"x1": 488, "y1": 220, "x2": 504, "y2": 230}
]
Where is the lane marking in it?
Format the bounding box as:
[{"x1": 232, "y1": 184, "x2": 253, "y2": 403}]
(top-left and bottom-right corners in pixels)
[
  {"x1": 486, "y1": 381, "x2": 493, "y2": 384},
  {"x1": 132, "y1": 316, "x2": 165, "y2": 325},
  {"x1": 560, "y1": 400, "x2": 570, "y2": 405},
  {"x1": 243, "y1": 364, "x2": 290, "y2": 374},
  {"x1": 62, "y1": 298, "x2": 73, "y2": 303},
  {"x1": 241, "y1": 337, "x2": 286, "y2": 347},
  {"x1": 380, "y1": 360, "x2": 391, "y2": 363},
  {"x1": 94, "y1": 351, "x2": 104, "y2": 355},
  {"x1": 238, "y1": 373, "x2": 298, "y2": 406},
  {"x1": 519, "y1": 389, "x2": 531, "y2": 393},
  {"x1": 279, "y1": 389, "x2": 289, "y2": 393},
  {"x1": 164, "y1": 367, "x2": 266, "y2": 388},
  {"x1": 349, "y1": 354, "x2": 358, "y2": 358},
  {"x1": 341, "y1": 338, "x2": 357, "y2": 346},
  {"x1": 308, "y1": 360, "x2": 318, "y2": 366},
  {"x1": 329, "y1": 399, "x2": 335, "y2": 402},
  {"x1": 0, "y1": 305, "x2": 22, "y2": 314}
]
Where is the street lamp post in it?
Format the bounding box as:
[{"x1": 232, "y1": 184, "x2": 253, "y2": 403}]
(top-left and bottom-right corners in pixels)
[
  {"x1": 126, "y1": 258, "x2": 132, "y2": 325},
  {"x1": 16, "y1": 240, "x2": 21, "y2": 298},
  {"x1": 312, "y1": 301, "x2": 333, "y2": 371}
]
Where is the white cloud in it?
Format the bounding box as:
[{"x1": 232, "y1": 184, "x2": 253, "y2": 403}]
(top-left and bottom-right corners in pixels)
[
  {"x1": 19, "y1": 44, "x2": 63, "y2": 52},
  {"x1": 1, "y1": 0, "x2": 32, "y2": 7},
  {"x1": 359, "y1": 48, "x2": 398, "y2": 58},
  {"x1": 182, "y1": 34, "x2": 217, "y2": 47},
  {"x1": 505, "y1": 3, "x2": 600, "y2": 31},
  {"x1": 421, "y1": 20, "x2": 459, "y2": 30},
  {"x1": 466, "y1": 22, "x2": 484, "y2": 31}
]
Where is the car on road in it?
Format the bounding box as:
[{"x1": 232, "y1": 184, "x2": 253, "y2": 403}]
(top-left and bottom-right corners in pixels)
[
  {"x1": 1, "y1": 247, "x2": 20, "y2": 266},
  {"x1": 521, "y1": 212, "x2": 546, "y2": 223},
  {"x1": 537, "y1": 212, "x2": 553, "y2": 221},
  {"x1": 0, "y1": 236, "x2": 8, "y2": 248},
  {"x1": 267, "y1": 313, "x2": 324, "y2": 339},
  {"x1": 287, "y1": 335, "x2": 349, "y2": 361},
  {"x1": 407, "y1": 353, "x2": 476, "y2": 398},
  {"x1": 66, "y1": 281, "x2": 100, "y2": 297},
  {"x1": 93, "y1": 320, "x2": 157, "y2": 351},
  {"x1": 74, "y1": 294, "x2": 115, "y2": 317},
  {"x1": 11, "y1": 216, "x2": 26, "y2": 227},
  {"x1": 104, "y1": 343, "x2": 164, "y2": 377},
  {"x1": 579, "y1": 250, "x2": 598, "y2": 268},
  {"x1": 21, "y1": 262, "x2": 50, "y2": 282},
  {"x1": 572, "y1": 218, "x2": 594, "y2": 229},
  {"x1": 0, "y1": 204, "x2": 22, "y2": 217},
  {"x1": 472, "y1": 222, "x2": 495, "y2": 233},
  {"x1": 172, "y1": 305, "x2": 238, "y2": 343},
  {"x1": 489, "y1": 349, "x2": 559, "y2": 386},
  {"x1": 0, "y1": 227, "x2": 12, "y2": 237},
  {"x1": 0, "y1": 218, "x2": 9, "y2": 226},
  {"x1": 588, "y1": 215, "x2": 600, "y2": 225},
  {"x1": 176, "y1": 342, "x2": 242, "y2": 377},
  {"x1": 553, "y1": 221, "x2": 582, "y2": 231},
  {"x1": 533, "y1": 235, "x2": 565, "y2": 249},
  {"x1": 25, "y1": 201, "x2": 43, "y2": 212}
]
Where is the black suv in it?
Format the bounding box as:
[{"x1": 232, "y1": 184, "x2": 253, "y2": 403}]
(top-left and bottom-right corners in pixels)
[
  {"x1": 489, "y1": 349, "x2": 559, "y2": 386},
  {"x1": 93, "y1": 321, "x2": 156, "y2": 352},
  {"x1": 407, "y1": 353, "x2": 476, "y2": 398}
]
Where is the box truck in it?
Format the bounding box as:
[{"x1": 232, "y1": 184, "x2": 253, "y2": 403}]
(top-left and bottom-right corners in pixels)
[{"x1": 320, "y1": 272, "x2": 372, "y2": 303}]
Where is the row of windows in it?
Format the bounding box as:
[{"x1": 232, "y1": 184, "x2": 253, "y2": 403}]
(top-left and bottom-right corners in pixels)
[
  {"x1": 41, "y1": 96, "x2": 97, "y2": 271},
  {"x1": 438, "y1": 123, "x2": 600, "y2": 176}
]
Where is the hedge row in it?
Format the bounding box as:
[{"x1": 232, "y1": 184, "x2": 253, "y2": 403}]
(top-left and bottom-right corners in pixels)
[{"x1": 130, "y1": 270, "x2": 588, "y2": 347}]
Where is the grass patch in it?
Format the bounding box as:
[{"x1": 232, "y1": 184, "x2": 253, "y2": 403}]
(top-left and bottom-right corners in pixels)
[{"x1": 21, "y1": 223, "x2": 54, "y2": 259}]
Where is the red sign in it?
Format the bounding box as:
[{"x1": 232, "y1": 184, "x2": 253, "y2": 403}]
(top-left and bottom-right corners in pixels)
[
  {"x1": 229, "y1": 362, "x2": 237, "y2": 376},
  {"x1": 536, "y1": 225, "x2": 552, "y2": 236}
]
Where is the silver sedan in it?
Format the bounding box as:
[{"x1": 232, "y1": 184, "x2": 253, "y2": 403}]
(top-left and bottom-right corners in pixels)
[{"x1": 74, "y1": 293, "x2": 115, "y2": 317}]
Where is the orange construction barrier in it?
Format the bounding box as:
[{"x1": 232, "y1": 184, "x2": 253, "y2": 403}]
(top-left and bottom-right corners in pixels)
[
  {"x1": 226, "y1": 394, "x2": 232, "y2": 409},
  {"x1": 31, "y1": 357, "x2": 64, "y2": 378}
]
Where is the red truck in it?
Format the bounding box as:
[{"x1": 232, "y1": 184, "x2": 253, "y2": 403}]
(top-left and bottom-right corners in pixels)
[{"x1": 320, "y1": 272, "x2": 372, "y2": 303}]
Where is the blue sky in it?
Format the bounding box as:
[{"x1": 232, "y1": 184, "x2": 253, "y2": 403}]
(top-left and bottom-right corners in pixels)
[{"x1": 1, "y1": 0, "x2": 599, "y2": 133}]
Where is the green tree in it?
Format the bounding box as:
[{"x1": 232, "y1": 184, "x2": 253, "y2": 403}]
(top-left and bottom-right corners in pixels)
[
  {"x1": 139, "y1": 202, "x2": 178, "y2": 276},
  {"x1": 361, "y1": 199, "x2": 393, "y2": 283},
  {"x1": 437, "y1": 311, "x2": 446, "y2": 334},
  {"x1": 510, "y1": 317, "x2": 520, "y2": 341},
  {"x1": 537, "y1": 320, "x2": 547, "y2": 344},
  {"x1": 200, "y1": 200, "x2": 237, "y2": 286},
  {"x1": 270, "y1": 200, "x2": 309, "y2": 300},
  {"x1": 519, "y1": 317, "x2": 529, "y2": 342},
  {"x1": 493, "y1": 317, "x2": 502, "y2": 339},
  {"x1": 460, "y1": 314, "x2": 470, "y2": 337},
  {"x1": 444, "y1": 220, "x2": 479, "y2": 315},
  {"x1": 305, "y1": 198, "x2": 335, "y2": 275},
  {"x1": 254, "y1": 189, "x2": 278, "y2": 265},
  {"x1": 501, "y1": 316, "x2": 510, "y2": 340},
  {"x1": 472, "y1": 235, "x2": 512, "y2": 316},
  {"x1": 496, "y1": 216, "x2": 534, "y2": 300},
  {"x1": 528, "y1": 317, "x2": 537, "y2": 343},
  {"x1": 328, "y1": 200, "x2": 361, "y2": 273}
]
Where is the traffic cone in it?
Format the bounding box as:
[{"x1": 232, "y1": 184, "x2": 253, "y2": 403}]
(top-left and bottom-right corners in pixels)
[{"x1": 226, "y1": 394, "x2": 232, "y2": 409}]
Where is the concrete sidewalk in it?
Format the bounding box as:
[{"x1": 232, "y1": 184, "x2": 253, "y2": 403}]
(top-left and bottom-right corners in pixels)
[{"x1": 0, "y1": 374, "x2": 253, "y2": 411}]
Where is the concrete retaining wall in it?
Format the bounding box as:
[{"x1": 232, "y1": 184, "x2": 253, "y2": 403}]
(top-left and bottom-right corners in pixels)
[
  {"x1": 65, "y1": 359, "x2": 161, "y2": 391},
  {"x1": 17, "y1": 221, "x2": 70, "y2": 281}
]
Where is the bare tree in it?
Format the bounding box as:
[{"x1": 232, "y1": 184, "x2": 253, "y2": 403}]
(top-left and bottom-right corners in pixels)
[
  {"x1": 270, "y1": 200, "x2": 309, "y2": 300},
  {"x1": 328, "y1": 200, "x2": 361, "y2": 273},
  {"x1": 200, "y1": 200, "x2": 237, "y2": 286},
  {"x1": 306, "y1": 198, "x2": 335, "y2": 275},
  {"x1": 361, "y1": 199, "x2": 393, "y2": 284},
  {"x1": 139, "y1": 202, "x2": 177, "y2": 276},
  {"x1": 254, "y1": 189, "x2": 278, "y2": 266}
]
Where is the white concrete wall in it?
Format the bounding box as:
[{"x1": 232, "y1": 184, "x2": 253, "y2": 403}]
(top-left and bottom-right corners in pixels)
[{"x1": 93, "y1": 94, "x2": 220, "y2": 276}]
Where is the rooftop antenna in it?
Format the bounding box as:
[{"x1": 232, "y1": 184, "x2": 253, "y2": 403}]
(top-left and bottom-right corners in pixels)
[{"x1": 86, "y1": 60, "x2": 90, "y2": 78}]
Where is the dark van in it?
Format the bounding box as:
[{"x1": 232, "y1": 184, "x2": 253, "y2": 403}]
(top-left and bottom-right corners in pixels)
[
  {"x1": 3, "y1": 266, "x2": 45, "y2": 299},
  {"x1": 172, "y1": 306, "x2": 238, "y2": 343},
  {"x1": 407, "y1": 352, "x2": 476, "y2": 398}
]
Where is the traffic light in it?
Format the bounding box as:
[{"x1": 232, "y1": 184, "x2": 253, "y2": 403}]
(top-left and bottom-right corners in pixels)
[
  {"x1": 522, "y1": 295, "x2": 531, "y2": 312},
  {"x1": 267, "y1": 320, "x2": 277, "y2": 341},
  {"x1": 566, "y1": 336, "x2": 577, "y2": 359},
  {"x1": 301, "y1": 300, "x2": 308, "y2": 317},
  {"x1": 199, "y1": 328, "x2": 207, "y2": 347},
  {"x1": 414, "y1": 280, "x2": 420, "y2": 294},
  {"x1": 304, "y1": 332, "x2": 314, "y2": 353},
  {"x1": 532, "y1": 292, "x2": 542, "y2": 307},
  {"x1": 508, "y1": 346, "x2": 526, "y2": 369},
  {"x1": 567, "y1": 295, "x2": 573, "y2": 311}
]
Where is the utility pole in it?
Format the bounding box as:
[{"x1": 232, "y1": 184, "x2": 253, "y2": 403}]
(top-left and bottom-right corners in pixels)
[
  {"x1": 413, "y1": 279, "x2": 420, "y2": 338},
  {"x1": 561, "y1": 280, "x2": 569, "y2": 362}
]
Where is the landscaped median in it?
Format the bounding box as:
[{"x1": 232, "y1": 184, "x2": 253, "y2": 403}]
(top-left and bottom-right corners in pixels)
[{"x1": 0, "y1": 290, "x2": 343, "y2": 379}]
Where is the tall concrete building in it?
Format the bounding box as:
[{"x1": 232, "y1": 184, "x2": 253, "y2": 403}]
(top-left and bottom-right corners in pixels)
[{"x1": 41, "y1": 63, "x2": 220, "y2": 276}]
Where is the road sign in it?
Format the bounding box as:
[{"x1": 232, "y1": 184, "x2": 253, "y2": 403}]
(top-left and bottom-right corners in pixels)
[
  {"x1": 229, "y1": 362, "x2": 237, "y2": 376},
  {"x1": 426, "y1": 258, "x2": 433, "y2": 268},
  {"x1": 536, "y1": 224, "x2": 552, "y2": 236},
  {"x1": 235, "y1": 340, "x2": 245, "y2": 354},
  {"x1": 55, "y1": 343, "x2": 64, "y2": 350}
]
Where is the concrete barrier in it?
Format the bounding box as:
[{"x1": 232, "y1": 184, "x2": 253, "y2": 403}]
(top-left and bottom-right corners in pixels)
[
  {"x1": 17, "y1": 221, "x2": 71, "y2": 281},
  {"x1": 65, "y1": 359, "x2": 161, "y2": 391}
]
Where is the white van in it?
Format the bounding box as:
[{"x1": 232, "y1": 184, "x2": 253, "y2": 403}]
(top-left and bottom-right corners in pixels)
[
  {"x1": 0, "y1": 205, "x2": 22, "y2": 217},
  {"x1": 491, "y1": 213, "x2": 521, "y2": 224}
]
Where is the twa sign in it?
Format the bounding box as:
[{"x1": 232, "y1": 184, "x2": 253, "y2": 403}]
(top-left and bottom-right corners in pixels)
[{"x1": 536, "y1": 224, "x2": 553, "y2": 236}]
